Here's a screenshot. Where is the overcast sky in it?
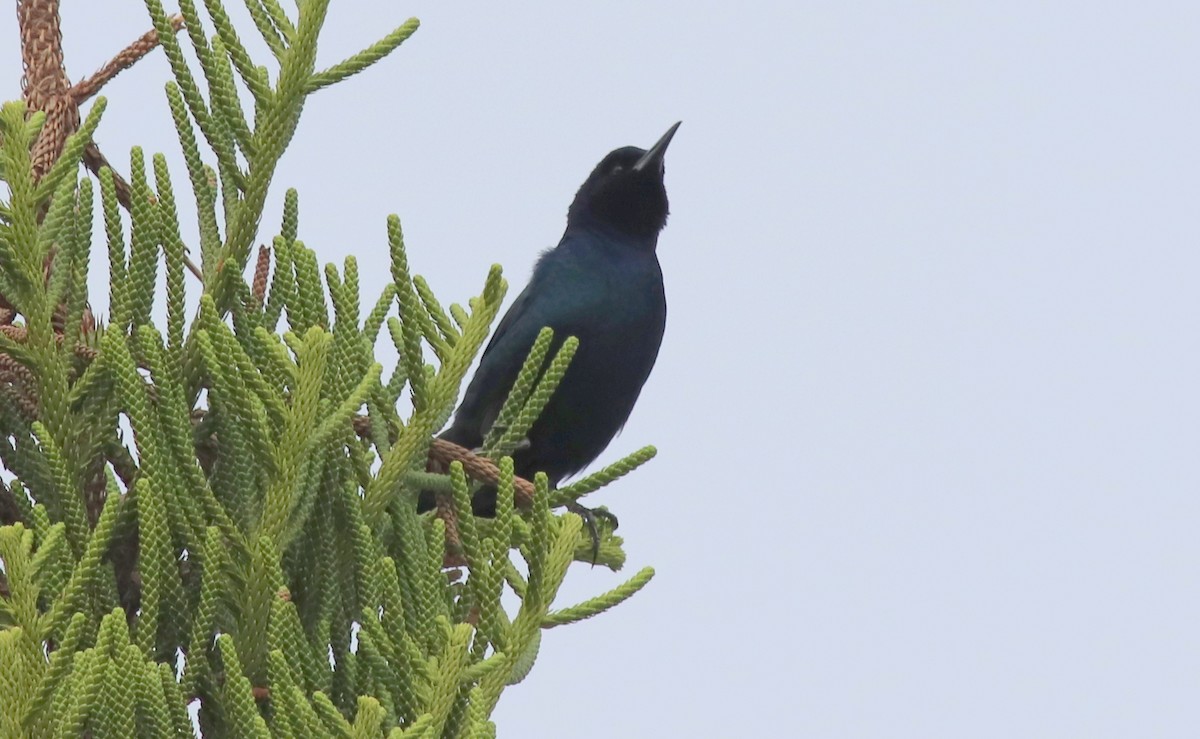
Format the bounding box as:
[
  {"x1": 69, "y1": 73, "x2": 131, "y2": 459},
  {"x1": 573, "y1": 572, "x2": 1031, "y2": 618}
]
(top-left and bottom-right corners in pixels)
[{"x1": 4, "y1": 2, "x2": 1200, "y2": 737}]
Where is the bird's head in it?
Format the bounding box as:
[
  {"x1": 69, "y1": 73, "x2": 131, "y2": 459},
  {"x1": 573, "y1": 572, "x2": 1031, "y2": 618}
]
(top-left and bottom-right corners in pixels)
[{"x1": 567, "y1": 122, "x2": 681, "y2": 241}]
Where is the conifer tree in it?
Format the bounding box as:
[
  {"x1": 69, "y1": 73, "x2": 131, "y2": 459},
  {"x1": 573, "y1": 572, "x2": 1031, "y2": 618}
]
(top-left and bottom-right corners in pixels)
[{"x1": 0, "y1": 2, "x2": 656, "y2": 735}]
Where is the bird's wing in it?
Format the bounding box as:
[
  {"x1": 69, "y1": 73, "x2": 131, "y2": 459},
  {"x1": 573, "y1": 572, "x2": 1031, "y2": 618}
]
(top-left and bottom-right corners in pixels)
[
  {"x1": 445, "y1": 236, "x2": 614, "y2": 444},
  {"x1": 479, "y1": 278, "x2": 536, "y2": 358},
  {"x1": 443, "y1": 263, "x2": 558, "y2": 445}
]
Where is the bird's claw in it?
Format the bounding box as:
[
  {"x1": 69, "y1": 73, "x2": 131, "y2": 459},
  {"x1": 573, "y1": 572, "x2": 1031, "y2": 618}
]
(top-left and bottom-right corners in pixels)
[{"x1": 565, "y1": 502, "x2": 618, "y2": 565}]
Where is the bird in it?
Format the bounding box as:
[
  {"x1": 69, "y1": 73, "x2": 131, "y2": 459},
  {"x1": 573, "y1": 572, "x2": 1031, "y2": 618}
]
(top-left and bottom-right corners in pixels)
[{"x1": 421, "y1": 122, "x2": 679, "y2": 544}]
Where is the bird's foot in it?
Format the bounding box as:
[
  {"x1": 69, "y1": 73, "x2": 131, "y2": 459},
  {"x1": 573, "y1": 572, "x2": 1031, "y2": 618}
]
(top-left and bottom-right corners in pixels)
[{"x1": 565, "y1": 502, "x2": 619, "y2": 565}]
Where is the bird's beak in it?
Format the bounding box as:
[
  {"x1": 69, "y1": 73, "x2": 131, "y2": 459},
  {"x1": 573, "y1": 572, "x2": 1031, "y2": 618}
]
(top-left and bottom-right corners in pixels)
[{"x1": 632, "y1": 121, "x2": 681, "y2": 173}]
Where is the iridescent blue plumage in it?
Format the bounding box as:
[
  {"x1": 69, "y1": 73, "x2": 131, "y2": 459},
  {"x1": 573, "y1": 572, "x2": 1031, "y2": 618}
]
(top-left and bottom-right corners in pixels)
[{"x1": 429, "y1": 123, "x2": 679, "y2": 518}]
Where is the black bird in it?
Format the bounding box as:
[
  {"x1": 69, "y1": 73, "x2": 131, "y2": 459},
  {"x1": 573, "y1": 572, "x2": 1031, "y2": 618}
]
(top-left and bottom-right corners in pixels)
[{"x1": 424, "y1": 123, "x2": 679, "y2": 530}]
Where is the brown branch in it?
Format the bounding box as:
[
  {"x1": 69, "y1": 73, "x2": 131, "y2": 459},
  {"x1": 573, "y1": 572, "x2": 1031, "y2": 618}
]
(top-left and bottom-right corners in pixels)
[
  {"x1": 81, "y1": 141, "x2": 131, "y2": 207},
  {"x1": 252, "y1": 246, "x2": 271, "y2": 305},
  {"x1": 0, "y1": 479, "x2": 25, "y2": 526},
  {"x1": 70, "y1": 15, "x2": 186, "y2": 104},
  {"x1": 428, "y1": 437, "x2": 536, "y2": 506},
  {"x1": 107, "y1": 441, "x2": 140, "y2": 490},
  {"x1": 0, "y1": 324, "x2": 99, "y2": 360},
  {"x1": 354, "y1": 418, "x2": 542, "y2": 568},
  {"x1": 0, "y1": 353, "x2": 36, "y2": 385},
  {"x1": 0, "y1": 353, "x2": 39, "y2": 422},
  {"x1": 0, "y1": 325, "x2": 28, "y2": 344},
  {"x1": 349, "y1": 416, "x2": 537, "y2": 506},
  {"x1": 1, "y1": 384, "x2": 39, "y2": 423},
  {"x1": 18, "y1": 0, "x2": 77, "y2": 181}
]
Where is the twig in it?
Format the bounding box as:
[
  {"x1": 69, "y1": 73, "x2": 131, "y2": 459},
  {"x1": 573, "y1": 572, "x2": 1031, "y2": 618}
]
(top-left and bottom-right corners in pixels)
[
  {"x1": 0, "y1": 479, "x2": 24, "y2": 526},
  {"x1": 70, "y1": 15, "x2": 186, "y2": 104},
  {"x1": 351, "y1": 415, "x2": 538, "y2": 507},
  {"x1": 252, "y1": 246, "x2": 271, "y2": 305},
  {"x1": 428, "y1": 437, "x2": 536, "y2": 506}
]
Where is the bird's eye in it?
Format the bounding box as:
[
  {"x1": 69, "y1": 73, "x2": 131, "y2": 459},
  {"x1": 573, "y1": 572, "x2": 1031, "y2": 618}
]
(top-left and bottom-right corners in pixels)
[{"x1": 610, "y1": 164, "x2": 624, "y2": 175}]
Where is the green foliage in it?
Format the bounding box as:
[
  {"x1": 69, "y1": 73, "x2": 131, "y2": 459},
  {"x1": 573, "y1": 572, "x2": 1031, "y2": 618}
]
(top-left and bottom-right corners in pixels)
[{"x1": 0, "y1": 2, "x2": 657, "y2": 737}]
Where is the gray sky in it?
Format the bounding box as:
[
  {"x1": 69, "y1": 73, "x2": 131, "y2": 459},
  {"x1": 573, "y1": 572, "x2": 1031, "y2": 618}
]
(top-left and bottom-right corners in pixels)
[{"x1": 4, "y1": 2, "x2": 1200, "y2": 736}]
